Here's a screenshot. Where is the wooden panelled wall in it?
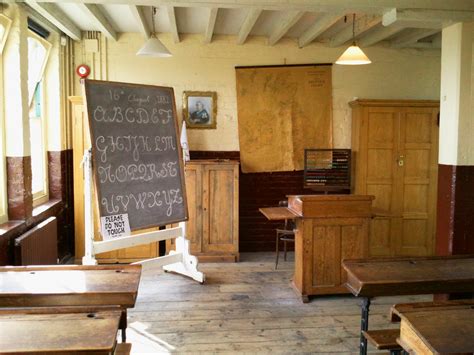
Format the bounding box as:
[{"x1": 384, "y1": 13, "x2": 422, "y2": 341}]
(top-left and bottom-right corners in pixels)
[{"x1": 189, "y1": 151, "x2": 316, "y2": 252}]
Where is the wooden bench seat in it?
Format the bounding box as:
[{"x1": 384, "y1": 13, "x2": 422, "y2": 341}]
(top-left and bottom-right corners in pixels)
[
  {"x1": 362, "y1": 329, "x2": 402, "y2": 351},
  {"x1": 115, "y1": 343, "x2": 132, "y2": 355}
]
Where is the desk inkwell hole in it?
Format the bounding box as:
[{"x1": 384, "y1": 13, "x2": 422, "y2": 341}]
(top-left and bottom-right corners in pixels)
[
  {"x1": 29, "y1": 272, "x2": 35, "y2": 274},
  {"x1": 115, "y1": 270, "x2": 123, "y2": 273},
  {"x1": 409, "y1": 260, "x2": 417, "y2": 265},
  {"x1": 87, "y1": 313, "x2": 96, "y2": 318}
]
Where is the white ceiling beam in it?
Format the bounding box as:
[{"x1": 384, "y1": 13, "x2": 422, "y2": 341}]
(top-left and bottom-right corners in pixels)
[
  {"x1": 166, "y1": 6, "x2": 180, "y2": 43},
  {"x1": 358, "y1": 24, "x2": 404, "y2": 46},
  {"x1": 298, "y1": 13, "x2": 344, "y2": 48},
  {"x1": 268, "y1": 10, "x2": 304, "y2": 45},
  {"x1": 78, "y1": 3, "x2": 118, "y2": 41},
  {"x1": 129, "y1": 5, "x2": 150, "y2": 39},
  {"x1": 237, "y1": 8, "x2": 262, "y2": 45},
  {"x1": 391, "y1": 28, "x2": 439, "y2": 48},
  {"x1": 383, "y1": 8, "x2": 474, "y2": 29},
  {"x1": 203, "y1": 7, "x2": 218, "y2": 44},
  {"x1": 329, "y1": 15, "x2": 380, "y2": 47},
  {"x1": 24, "y1": 0, "x2": 81, "y2": 40},
  {"x1": 28, "y1": 1, "x2": 474, "y2": 13}
]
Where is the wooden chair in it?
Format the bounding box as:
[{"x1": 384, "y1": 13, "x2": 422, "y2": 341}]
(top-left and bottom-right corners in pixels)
[{"x1": 275, "y1": 201, "x2": 295, "y2": 270}]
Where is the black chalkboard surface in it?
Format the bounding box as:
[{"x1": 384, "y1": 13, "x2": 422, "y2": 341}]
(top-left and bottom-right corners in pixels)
[{"x1": 84, "y1": 80, "x2": 188, "y2": 231}]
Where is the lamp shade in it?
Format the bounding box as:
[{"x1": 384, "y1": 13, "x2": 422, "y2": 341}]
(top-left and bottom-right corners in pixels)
[
  {"x1": 335, "y1": 44, "x2": 371, "y2": 65},
  {"x1": 136, "y1": 35, "x2": 172, "y2": 57}
]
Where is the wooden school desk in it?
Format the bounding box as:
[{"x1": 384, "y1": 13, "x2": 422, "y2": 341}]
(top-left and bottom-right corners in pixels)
[
  {"x1": 0, "y1": 264, "x2": 142, "y2": 342},
  {"x1": 391, "y1": 300, "x2": 474, "y2": 354},
  {"x1": 0, "y1": 307, "x2": 122, "y2": 354},
  {"x1": 342, "y1": 255, "x2": 474, "y2": 355}
]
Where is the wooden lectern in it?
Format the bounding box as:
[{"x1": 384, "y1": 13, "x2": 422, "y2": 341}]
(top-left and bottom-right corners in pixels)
[{"x1": 288, "y1": 195, "x2": 374, "y2": 302}]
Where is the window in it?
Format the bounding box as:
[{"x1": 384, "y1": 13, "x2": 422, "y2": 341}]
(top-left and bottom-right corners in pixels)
[
  {"x1": 27, "y1": 31, "x2": 51, "y2": 206},
  {"x1": 0, "y1": 14, "x2": 12, "y2": 223}
]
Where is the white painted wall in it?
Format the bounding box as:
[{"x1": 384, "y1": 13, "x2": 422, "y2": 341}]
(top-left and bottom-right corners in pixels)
[{"x1": 74, "y1": 33, "x2": 441, "y2": 151}]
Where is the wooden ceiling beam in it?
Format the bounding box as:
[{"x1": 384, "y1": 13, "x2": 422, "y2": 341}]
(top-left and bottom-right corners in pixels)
[
  {"x1": 383, "y1": 8, "x2": 474, "y2": 29},
  {"x1": 166, "y1": 6, "x2": 180, "y2": 43},
  {"x1": 24, "y1": 0, "x2": 81, "y2": 40},
  {"x1": 203, "y1": 7, "x2": 218, "y2": 44},
  {"x1": 27, "y1": 0, "x2": 474, "y2": 13},
  {"x1": 268, "y1": 10, "x2": 304, "y2": 45},
  {"x1": 357, "y1": 24, "x2": 404, "y2": 46},
  {"x1": 329, "y1": 14, "x2": 380, "y2": 47},
  {"x1": 298, "y1": 13, "x2": 344, "y2": 48},
  {"x1": 391, "y1": 28, "x2": 439, "y2": 48},
  {"x1": 237, "y1": 8, "x2": 262, "y2": 45},
  {"x1": 78, "y1": 3, "x2": 118, "y2": 41},
  {"x1": 129, "y1": 5, "x2": 150, "y2": 39}
]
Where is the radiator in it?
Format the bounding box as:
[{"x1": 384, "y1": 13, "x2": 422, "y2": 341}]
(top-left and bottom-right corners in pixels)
[{"x1": 14, "y1": 217, "x2": 58, "y2": 265}]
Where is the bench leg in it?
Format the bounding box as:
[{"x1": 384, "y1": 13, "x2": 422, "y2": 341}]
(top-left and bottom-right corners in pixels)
[
  {"x1": 120, "y1": 310, "x2": 127, "y2": 343},
  {"x1": 359, "y1": 297, "x2": 371, "y2": 355},
  {"x1": 275, "y1": 232, "x2": 280, "y2": 270}
]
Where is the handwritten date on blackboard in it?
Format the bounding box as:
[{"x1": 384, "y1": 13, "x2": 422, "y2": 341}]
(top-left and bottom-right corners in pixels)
[{"x1": 84, "y1": 80, "x2": 188, "y2": 231}]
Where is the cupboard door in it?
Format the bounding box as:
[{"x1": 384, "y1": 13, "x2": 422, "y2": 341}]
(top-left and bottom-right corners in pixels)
[
  {"x1": 397, "y1": 108, "x2": 438, "y2": 256},
  {"x1": 183, "y1": 164, "x2": 203, "y2": 254},
  {"x1": 364, "y1": 107, "x2": 401, "y2": 257},
  {"x1": 202, "y1": 164, "x2": 238, "y2": 253}
]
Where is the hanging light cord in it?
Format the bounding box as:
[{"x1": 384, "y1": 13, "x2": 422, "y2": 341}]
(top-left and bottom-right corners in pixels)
[
  {"x1": 151, "y1": 7, "x2": 157, "y2": 37},
  {"x1": 352, "y1": 13, "x2": 356, "y2": 45}
]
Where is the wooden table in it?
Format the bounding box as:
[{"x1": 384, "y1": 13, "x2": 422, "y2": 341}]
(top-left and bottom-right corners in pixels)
[
  {"x1": 391, "y1": 300, "x2": 474, "y2": 354},
  {"x1": 259, "y1": 207, "x2": 299, "y2": 221},
  {"x1": 0, "y1": 264, "x2": 142, "y2": 342},
  {"x1": 342, "y1": 255, "x2": 474, "y2": 355},
  {"x1": 0, "y1": 307, "x2": 122, "y2": 354}
]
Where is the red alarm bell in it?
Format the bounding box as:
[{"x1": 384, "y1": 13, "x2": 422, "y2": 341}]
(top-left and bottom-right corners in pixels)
[{"x1": 76, "y1": 64, "x2": 91, "y2": 79}]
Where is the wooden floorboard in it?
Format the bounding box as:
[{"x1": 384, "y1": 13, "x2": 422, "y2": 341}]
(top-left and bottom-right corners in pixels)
[{"x1": 128, "y1": 252, "x2": 431, "y2": 354}]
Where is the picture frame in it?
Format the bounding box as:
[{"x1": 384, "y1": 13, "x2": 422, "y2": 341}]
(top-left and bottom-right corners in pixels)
[{"x1": 183, "y1": 91, "x2": 217, "y2": 129}]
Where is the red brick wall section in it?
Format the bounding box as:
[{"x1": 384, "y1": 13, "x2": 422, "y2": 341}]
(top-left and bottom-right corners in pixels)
[
  {"x1": 189, "y1": 151, "x2": 320, "y2": 252},
  {"x1": 6, "y1": 156, "x2": 33, "y2": 220},
  {"x1": 436, "y1": 164, "x2": 474, "y2": 255}
]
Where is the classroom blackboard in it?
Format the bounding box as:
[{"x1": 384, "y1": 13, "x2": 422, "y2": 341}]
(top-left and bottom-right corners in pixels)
[{"x1": 84, "y1": 80, "x2": 188, "y2": 231}]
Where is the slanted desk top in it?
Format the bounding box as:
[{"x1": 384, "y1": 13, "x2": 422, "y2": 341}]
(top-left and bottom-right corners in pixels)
[
  {"x1": 0, "y1": 264, "x2": 142, "y2": 308},
  {"x1": 391, "y1": 300, "x2": 474, "y2": 355},
  {"x1": 259, "y1": 207, "x2": 299, "y2": 221},
  {"x1": 0, "y1": 309, "x2": 121, "y2": 354},
  {"x1": 342, "y1": 255, "x2": 474, "y2": 297}
]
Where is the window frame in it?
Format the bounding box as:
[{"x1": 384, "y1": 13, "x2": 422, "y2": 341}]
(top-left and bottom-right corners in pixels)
[
  {"x1": 27, "y1": 30, "x2": 51, "y2": 207},
  {"x1": 0, "y1": 14, "x2": 12, "y2": 223}
]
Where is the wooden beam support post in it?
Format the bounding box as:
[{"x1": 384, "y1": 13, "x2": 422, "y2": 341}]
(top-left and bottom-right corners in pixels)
[
  {"x1": 237, "y1": 8, "x2": 262, "y2": 45},
  {"x1": 298, "y1": 13, "x2": 344, "y2": 47},
  {"x1": 78, "y1": 3, "x2": 118, "y2": 41},
  {"x1": 203, "y1": 7, "x2": 218, "y2": 44},
  {"x1": 268, "y1": 10, "x2": 304, "y2": 45},
  {"x1": 24, "y1": 0, "x2": 81, "y2": 40}
]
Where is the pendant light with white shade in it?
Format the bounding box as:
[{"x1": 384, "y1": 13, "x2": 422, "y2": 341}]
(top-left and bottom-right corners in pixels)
[
  {"x1": 136, "y1": 7, "x2": 172, "y2": 57},
  {"x1": 335, "y1": 14, "x2": 371, "y2": 65}
]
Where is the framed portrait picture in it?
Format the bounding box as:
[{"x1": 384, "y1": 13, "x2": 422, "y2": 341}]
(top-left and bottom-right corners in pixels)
[{"x1": 183, "y1": 91, "x2": 217, "y2": 129}]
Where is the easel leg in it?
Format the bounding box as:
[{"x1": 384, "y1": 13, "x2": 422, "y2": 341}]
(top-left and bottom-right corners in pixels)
[
  {"x1": 360, "y1": 297, "x2": 371, "y2": 355},
  {"x1": 163, "y1": 222, "x2": 205, "y2": 283}
]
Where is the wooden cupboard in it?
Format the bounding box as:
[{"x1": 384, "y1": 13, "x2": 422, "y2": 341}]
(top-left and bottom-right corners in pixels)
[
  {"x1": 288, "y1": 194, "x2": 374, "y2": 301},
  {"x1": 70, "y1": 96, "x2": 159, "y2": 263},
  {"x1": 350, "y1": 99, "x2": 439, "y2": 257},
  {"x1": 167, "y1": 160, "x2": 239, "y2": 262}
]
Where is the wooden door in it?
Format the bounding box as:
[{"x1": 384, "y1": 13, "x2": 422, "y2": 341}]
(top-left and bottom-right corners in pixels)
[
  {"x1": 183, "y1": 163, "x2": 203, "y2": 254},
  {"x1": 202, "y1": 164, "x2": 238, "y2": 254},
  {"x1": 396, "y1": 107, "x2": 438, "y2": 256},
  {"x1": 362, "y1": 107, "x2": 401, "y2": 257}
]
